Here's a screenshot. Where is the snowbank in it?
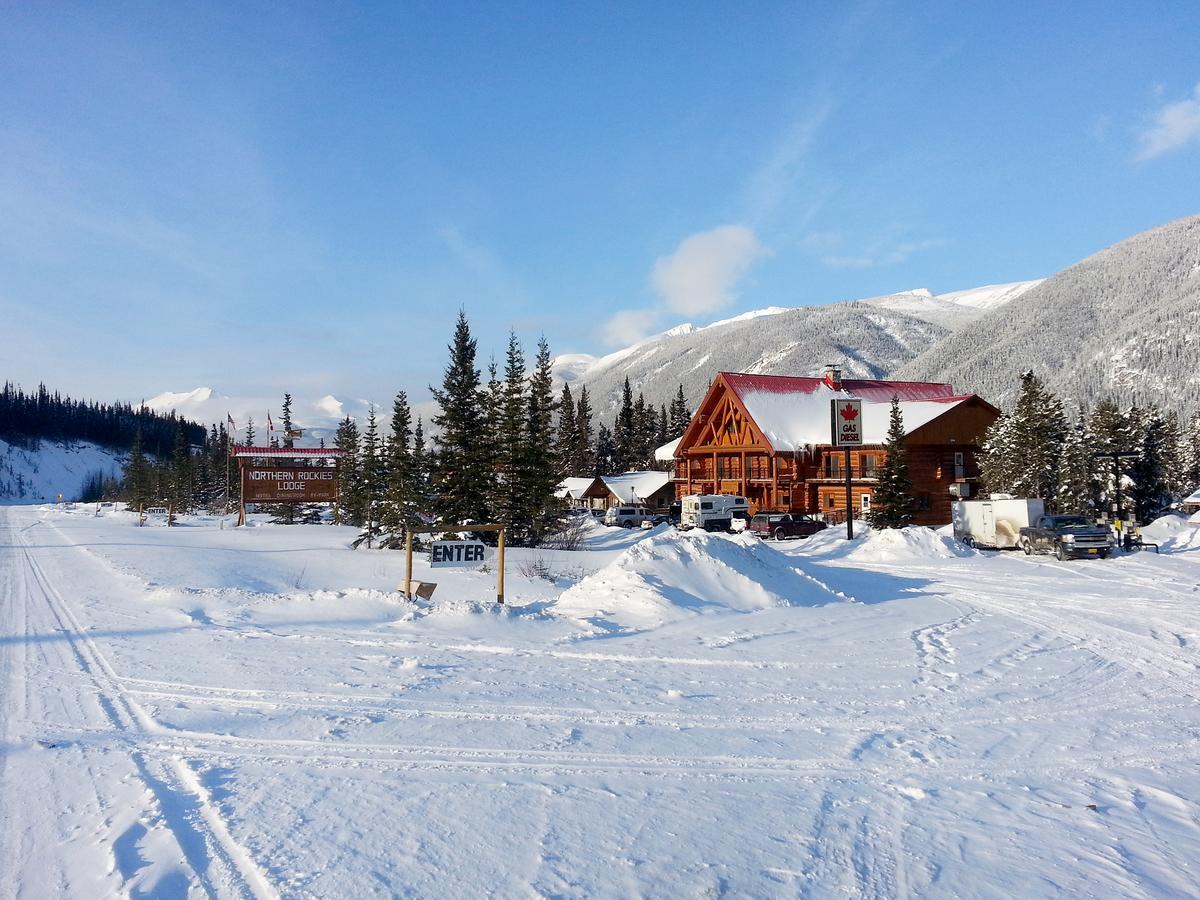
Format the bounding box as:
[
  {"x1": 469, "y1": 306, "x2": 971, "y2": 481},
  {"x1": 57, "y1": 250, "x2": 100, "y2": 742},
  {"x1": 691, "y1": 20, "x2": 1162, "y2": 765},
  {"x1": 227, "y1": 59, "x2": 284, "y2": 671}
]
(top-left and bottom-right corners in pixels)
[
  {"x1": 796, "y1": 522, "x2": 976, "y2": 563},
  {"x1": 1142, "y1": 513, "x2": 1200, "y2": 553},
  {"x1": 552, "y1": 529, "x2": 837, "y2": 629}
]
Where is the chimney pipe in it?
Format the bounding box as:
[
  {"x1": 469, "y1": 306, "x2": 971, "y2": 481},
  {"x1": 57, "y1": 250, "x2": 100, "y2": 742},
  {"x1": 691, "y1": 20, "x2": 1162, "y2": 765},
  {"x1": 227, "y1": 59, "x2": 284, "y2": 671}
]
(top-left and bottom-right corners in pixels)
[{"x1": 823, "y1": 364, "x2": 842, "y2": 390}]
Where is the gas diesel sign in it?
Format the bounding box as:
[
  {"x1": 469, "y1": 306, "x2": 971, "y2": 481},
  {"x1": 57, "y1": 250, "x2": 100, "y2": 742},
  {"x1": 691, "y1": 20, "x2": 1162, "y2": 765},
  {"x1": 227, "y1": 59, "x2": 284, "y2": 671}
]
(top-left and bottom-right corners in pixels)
[
  {"x1": 830, "y1": 399, "x2": 864, "y2": 447},
  {"x1": 241, "y1": 467, "x2": 338, "y2": 502}
]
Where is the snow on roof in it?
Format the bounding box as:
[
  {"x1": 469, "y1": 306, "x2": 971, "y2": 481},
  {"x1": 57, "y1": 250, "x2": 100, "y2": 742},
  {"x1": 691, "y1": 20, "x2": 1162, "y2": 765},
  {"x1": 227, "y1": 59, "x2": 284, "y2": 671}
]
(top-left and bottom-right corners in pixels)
[
  {"x1": 556, "y1": 477, "x2": 599, "y2": 500},
  {"x1": 654, "y1": 437, "x2": 681, "y2": 462},
  {"x1": 232, "y1": 445, "x2": 345, "y2": 458},
  {"x1": 601, "y1": 471, "x2": 673, "y2": 503},
  {"x1": 721, "y1": 373, "x2": 971, "y2": 450}
]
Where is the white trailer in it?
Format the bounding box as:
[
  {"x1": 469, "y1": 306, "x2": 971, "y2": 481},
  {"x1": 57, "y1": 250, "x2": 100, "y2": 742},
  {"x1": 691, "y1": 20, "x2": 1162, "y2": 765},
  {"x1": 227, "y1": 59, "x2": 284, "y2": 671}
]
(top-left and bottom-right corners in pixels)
[{"x1": 952, "y1": 498, "x2": 1045, "y2": 549}]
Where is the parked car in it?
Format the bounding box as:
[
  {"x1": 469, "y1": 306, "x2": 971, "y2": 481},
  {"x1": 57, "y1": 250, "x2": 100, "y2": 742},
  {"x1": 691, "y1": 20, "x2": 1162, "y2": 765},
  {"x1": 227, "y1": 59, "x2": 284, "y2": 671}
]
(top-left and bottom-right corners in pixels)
[
  {"x1": 604, "y1": 505, "x2": 652, "y2": 528},
  {"x1": 679, "y1": 494, "x2": 750, "y2": 532},
  {"x1": 1019, "y1": 514, "x2": 1115, "y2": 560},
  {"x1": 748, "y1": 512, "x2": 828, "y2": 541},
  {"x1": 640, "y1": 513, "x2": 671, "y2": 529}
]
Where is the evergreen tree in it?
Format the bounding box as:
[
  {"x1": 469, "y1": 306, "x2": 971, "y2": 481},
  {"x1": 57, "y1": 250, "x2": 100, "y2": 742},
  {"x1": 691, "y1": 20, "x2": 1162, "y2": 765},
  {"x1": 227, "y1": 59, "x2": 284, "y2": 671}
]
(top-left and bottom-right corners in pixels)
[
  {"x1": 1183, "y1": 411, "x2": 1200, "y2": 491},
  {"x1": 481, "y1": 357, "x2": 503, "y2": 520},
  {"x1": 594, "y1": 424, "x2": 617, "y2": 476},
  {"x1": 123, "y1": 428, "x2": 153, "y2": 511},
  {"x1": 493, "y1": 333, "x2": 529, "y2": 539},
  {"x1": 866, "y1": 397, "x2": 915, "y2": 529},
  {"x1": 1131, "y1": 406, "x2": 1171, "y2": 524},
  {"x1": 979, "y1": 414, "x2": 1016, "y2": 497},
  {"x1": 430, "y1": 311, "x2": 490, "y2": 526},
  {"x1": 412, "y1": 418, "x2": 430, "y2": 515},
  {"x1": 556, "y1": 382, "x2": 577, "y2": 477},
  {"x1": 358, "y1": 407, "x2": 385, "y2": 546},
  {"x1": 333, "y1": 416, "x2": 364, "y2": 526},
  {"x1": 524, "y1": 336, "x2": 561, "y2": 544},
  {"x1": 1056, "y1": 409, "x2": 1095, "y2": 515},
  {"x1": 244, "y1": 416, "x2": 256, "y2": 446},
  {"x1": 669, "y1": 384, "x2": 691, "y2": 437},
  {"x1": 379, "y1": 391, "x2": 417, "y2": 546},
  {"x1": 612, "y1": 378, "x2": 635, "y2": 471},
  {"x1": 981, "y1": 372, "x2": 1066, "y2": 503},
  {"x1": 575, "y1": 386, "x2": 595, "y2": 475},
  {"x1": 1089, "y1": 399, "x2": 1130, "y2": 515},
  {"x1": 281, "y1": 393, "x2": 295, "y2": 448},
  {"x1": 170, "y1": 424, "x2": 192, "y2": 515},
  {"x1": 657, "y1": 404, "x2": 669, "y2": 449}
]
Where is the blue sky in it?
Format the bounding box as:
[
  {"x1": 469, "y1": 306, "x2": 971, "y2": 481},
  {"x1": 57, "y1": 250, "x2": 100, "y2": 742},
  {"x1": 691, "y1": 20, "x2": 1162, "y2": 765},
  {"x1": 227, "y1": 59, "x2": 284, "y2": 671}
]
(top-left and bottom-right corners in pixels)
[{"x1": 2, "y1": 1, "x2": 1199, "y2": 410}]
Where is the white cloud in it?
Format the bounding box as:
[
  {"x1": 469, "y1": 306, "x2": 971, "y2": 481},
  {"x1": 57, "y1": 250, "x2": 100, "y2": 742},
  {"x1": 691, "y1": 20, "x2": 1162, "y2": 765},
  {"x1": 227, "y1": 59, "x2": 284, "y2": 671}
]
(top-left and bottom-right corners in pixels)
[
  {"x1": 1136, "y1": 83, "x2": 1200, "y2": 161},
  {"x1": 821, "y1": 237, "x2": 944, "y2": 270},
  {"x1": 740, "y1": 97, "x2": 835, "y2": 226},
  {"x1": 600, "y1": 308, "x2": 660, "y2": 348},
  {"x1": 649, "y1": 225, "x2": 765, "y2": 317}
]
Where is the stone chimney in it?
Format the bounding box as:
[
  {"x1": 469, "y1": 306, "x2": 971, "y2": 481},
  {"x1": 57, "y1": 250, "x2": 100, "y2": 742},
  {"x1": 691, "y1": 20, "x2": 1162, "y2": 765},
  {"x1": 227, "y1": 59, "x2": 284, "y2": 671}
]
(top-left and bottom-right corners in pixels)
[{"x1": 823, "y1": 364, "x2": 842, "y2": 390}]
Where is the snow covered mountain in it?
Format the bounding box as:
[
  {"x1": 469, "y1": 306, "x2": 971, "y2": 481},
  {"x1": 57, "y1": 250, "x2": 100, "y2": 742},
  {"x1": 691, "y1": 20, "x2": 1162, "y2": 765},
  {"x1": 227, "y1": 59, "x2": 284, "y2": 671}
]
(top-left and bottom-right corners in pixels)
[
  {"x1": 557, "y1": 282, "x2": 1037, "y2": 415},
  {"x1": 897, "y1": 215, "x2": 1200, "y2": 411},
  {"x1": 144, "y1": 388, "x2": 377, "y2": 445},
  {"x1": 0, "y1": 437, "x2": 125, "y2": 503}
]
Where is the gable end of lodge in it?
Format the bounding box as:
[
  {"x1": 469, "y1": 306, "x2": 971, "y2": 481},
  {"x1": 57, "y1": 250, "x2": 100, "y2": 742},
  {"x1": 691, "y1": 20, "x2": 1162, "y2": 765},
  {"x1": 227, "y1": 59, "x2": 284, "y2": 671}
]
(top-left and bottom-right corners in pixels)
[{"x1": 673, "y1": 367, "x2": 1000, "y2": 526}]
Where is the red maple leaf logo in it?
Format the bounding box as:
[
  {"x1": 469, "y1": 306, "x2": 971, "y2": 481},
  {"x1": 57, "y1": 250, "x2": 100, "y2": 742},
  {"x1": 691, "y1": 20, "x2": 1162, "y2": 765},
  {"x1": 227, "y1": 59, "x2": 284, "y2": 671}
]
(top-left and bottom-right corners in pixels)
[{"x1": 839, "y1": 403, "x2": 859, "y2": 421}]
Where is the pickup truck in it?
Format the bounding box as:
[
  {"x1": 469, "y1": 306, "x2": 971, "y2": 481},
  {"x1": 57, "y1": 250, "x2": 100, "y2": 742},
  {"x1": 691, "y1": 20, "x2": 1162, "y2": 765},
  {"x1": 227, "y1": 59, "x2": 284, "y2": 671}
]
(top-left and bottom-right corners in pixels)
[
  {"x1": 748, "y1": 512, "x2": 827, "y2": 541},
  {"x1": 1019, "y1": 515, "x2": 1114, "y2": 560}
]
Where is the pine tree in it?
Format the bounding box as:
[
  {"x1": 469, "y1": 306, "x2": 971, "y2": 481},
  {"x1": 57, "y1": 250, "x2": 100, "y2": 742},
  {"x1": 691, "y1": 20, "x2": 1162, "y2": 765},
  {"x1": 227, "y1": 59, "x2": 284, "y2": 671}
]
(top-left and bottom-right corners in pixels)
[
  {"x1": 524, "y1": 336, "x2": 560, "y2": 544},
  {"x1": 1131, "y1": 406, "x2": 1170, "y2": 524},
  {"x1": 379, "y1": 391, "x2": 417, "y2": 547},
  {"x1": 982, "y1": 372, "x2": 1066, "y2": 503},
  {"x1": 595, "y1": 424, "x2": 617, "y2": 476},
  {"x1": 669, "y1": 384, "x2": 691, "y2": 436},
  {"x1": 493, "y1": 332, "x2": 528, "y2": 539},
  {"x1": 613, "y1": 378, "x2": 635, "y2": 472},
  {"x1": 556, "y1": 382, "x2": 577, "y2": 478},
  {"x1": 412, "y1": 418, "x2": 430, "y2": 515},
  {"x1": 358, "y1": 406, "x2": 384, "y2": 546},
  {"x1": 281, "y1": 393, "x2": 294, "y2": 449},
  {"x1": 123, "y1": 428, "x2": 153, "y2": 511},
  {"x1": 866, "y1": 397, "x2": 915, "y2": 529},
  {"x1": 171, "y1": 424, "x2": 192, "y2": 515},
  {"x1": 430, "y1": 311, "x2": 490, "y2": 526},
  {"x1": 245, "y1": 416, "x2": 256, "y2": 446},
  {"x1": 1056, "y1": 409, "x2": 1095, "y2": 515},
  {"x1": 979, "y1": 414, "x2": 1016, "y2": 497},
  {"x1": 1089, "y1": 399, "x2": 1129, "y2": 515},
  {"x1": 657, "y1": 404, "x2": 669, "y2": 449},
  {"x1": 1183, "y1": 411, "x2": 1200, "y2": 492},
  {"x1": 575, "y1": 386, "x2": 595, "y2": 475},
  {"x1": 333, "y1": 416, "x2": 363, "y2": 526}
]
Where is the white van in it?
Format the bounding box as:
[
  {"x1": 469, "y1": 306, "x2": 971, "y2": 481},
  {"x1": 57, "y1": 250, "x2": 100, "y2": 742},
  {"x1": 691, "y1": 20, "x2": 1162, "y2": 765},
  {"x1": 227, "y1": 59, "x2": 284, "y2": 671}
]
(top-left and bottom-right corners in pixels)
[
  {"x1": 604, "y1": 505, "x2": 652, "y2": 528},
  {"x1": 680, "y1": 494, "x2": 750, "y2": 532}
]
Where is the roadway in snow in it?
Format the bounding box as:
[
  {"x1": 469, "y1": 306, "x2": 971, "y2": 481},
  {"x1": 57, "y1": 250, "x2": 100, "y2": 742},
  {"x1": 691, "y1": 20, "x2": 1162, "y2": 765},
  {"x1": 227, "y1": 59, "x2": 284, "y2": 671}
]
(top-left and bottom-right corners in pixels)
[{"x1": 2, "y1": 504, "x2": 1199, "y2": 898}]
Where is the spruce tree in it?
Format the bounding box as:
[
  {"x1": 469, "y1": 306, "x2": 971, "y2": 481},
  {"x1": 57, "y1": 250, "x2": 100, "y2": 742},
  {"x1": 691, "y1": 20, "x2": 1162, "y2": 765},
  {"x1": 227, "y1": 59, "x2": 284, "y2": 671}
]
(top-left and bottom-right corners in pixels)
[
  {"x1": 379, "y1": 391, "x2": 416, "y2": 546},
  {"x1": 281, "y1": 393, "x2": 295, "y2": 448},
  {"x1": 669, "y1": 384, "x2": 691, "y2": 436},
  {"x1": 595, "y1": 424, "x2": 617, "y2": 476},
  {"x1": 1131, "y1": 406, "x2": 1170, "y2": 523},
  {"x1": 1056, "y1": 409, "x2": 1095, "y2": 515},
  {"x1": 613, "y1": 378, "x2": 635, "y2": 471},
  {"x1": 866, "y1": 397, "x2": 915, "y2": 528},
  {"x1": 481, "y1": 357, "x2": 503, "y2": 520},
  {"x1": 494, "y1": 332, "x2": 529, "y2": 540},
  {"x1": 412, "y1": 418, "x2": 430, "y2": 515},
  {"x1": 358, "y1": 406, "x2": 384, "y2": 546},
  {"x1": 1183, "y1": 411, "x2": 1200, "y2": 491},
  {"x1": 657, "y1": 404, "x2": 669, "y2": 449},
  {"x1": 525, "y1": 336, "x2": 560, "y2": 543},
  {"x1": 245, "y1": 416, "x2": 256, "y2": 446},
  {"x1": 333, "y1": 416, "x2": 364, "y2": 526},
  {"x1": 575, "y1": 386, "x2": 595, "y2": 475},
  {"x1": 430, "y1": 311, "x2": 490, "y2": 526},
  {"x1": 123, "y1": 428, "x2": 153, "y2": 511},
  {"x1": 556, "y1": 382, "x2": 577, "y2": 478},
  {"x1": 982, "y1": 372, "x2": 1066, "y2": 502},
  {"x1": 1089, "y1": 399, "x2": 1129, "y2": 515},
  {"x1": 171, "y1": 424, "x2": 192, "y2": 515}
]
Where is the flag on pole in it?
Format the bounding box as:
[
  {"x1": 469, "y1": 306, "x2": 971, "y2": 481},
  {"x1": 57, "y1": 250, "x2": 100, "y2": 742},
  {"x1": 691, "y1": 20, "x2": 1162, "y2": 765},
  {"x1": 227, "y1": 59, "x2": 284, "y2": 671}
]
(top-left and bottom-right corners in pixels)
[
  {"x1": 267, "y1": 412, "x2": 274, "y2": 434},
  {"x1": 227, "y1": 413, "x2": 236, "y2": 430}
]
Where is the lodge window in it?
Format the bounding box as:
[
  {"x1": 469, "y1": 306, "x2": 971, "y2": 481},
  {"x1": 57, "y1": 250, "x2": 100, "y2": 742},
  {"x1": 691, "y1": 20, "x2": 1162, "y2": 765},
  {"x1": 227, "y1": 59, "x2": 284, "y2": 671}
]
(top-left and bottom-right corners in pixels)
[
  {"x1": 717, "y1": 456, "x2": 741, "y2": 479},
  {"x1": 915, "y1": 493, "x2": 931, "y2": 511},
  {"x1": 748, "y1": 455, "x2": 770, "y2": 479},
  {"x1": 826, "y1": 455, "x2": 842, "y2": 478},
  {"x1": 862, "y1": 454, "x2": 877, "y2": 477},
  {"x1": 826, "y1": 495, "x2": 835, "y2": 509}
]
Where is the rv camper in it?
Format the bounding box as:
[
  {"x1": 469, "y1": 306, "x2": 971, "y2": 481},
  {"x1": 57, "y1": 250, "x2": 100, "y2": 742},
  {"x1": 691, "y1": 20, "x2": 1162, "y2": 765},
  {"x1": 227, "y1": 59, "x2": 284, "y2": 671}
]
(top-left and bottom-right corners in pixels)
[{"x1": 952, "y1": 498, "x2": 1045, "y2": 549}]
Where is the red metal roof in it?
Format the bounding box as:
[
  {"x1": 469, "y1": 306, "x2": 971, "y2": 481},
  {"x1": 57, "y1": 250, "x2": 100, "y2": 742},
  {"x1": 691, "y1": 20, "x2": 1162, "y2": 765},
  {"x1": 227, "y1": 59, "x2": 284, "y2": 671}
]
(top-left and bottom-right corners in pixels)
[
  {"x1": 720, "y1": 372, "x2": 960, "y2": 403},
  {"x1": 231, "y1": 445, "x2": 345, "y2": 458}
]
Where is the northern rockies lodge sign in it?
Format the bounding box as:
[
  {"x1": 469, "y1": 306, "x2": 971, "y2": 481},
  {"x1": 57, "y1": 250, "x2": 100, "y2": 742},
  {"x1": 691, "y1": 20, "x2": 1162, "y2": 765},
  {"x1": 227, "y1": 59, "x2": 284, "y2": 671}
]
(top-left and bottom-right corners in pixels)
[{"x1": 241, "y1": 466, "x2": 338, "y2": 502}]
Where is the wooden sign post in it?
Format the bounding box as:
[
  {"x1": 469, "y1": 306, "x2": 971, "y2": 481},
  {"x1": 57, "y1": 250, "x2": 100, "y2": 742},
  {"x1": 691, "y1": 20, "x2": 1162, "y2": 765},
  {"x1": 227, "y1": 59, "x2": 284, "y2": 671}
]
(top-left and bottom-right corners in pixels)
[{"x1": 403, "y1": 524, "x2": 507, "y2": 604}]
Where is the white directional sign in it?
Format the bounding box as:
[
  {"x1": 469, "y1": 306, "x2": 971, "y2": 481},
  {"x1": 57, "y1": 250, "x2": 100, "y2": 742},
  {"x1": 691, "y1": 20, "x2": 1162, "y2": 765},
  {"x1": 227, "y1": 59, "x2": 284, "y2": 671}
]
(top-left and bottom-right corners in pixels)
[
  {"x1": 830, "y1": 398, "x2": 863, "y2": 447},
  {"x1": 430, "y1": 540, "x2": 490, "y2": 568}
]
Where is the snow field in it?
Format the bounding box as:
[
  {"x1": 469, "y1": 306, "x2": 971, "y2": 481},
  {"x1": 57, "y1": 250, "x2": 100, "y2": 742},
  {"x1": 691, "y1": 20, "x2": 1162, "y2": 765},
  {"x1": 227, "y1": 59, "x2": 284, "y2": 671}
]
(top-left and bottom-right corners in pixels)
[{"x1": 2, "y1": 505, "x2": 1200, "y2": 897}]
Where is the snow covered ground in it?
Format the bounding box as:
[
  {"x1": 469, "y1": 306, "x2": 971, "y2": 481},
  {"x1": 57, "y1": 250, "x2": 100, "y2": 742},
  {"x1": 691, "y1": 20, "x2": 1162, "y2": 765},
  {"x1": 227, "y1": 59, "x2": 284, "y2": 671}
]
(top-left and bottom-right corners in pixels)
[
  {"x1": 0, "y1": 438, "x2": 125, "y2": 504},
  {"x1": 2, "y1": 505, "x2": 1200, "y2": 898}
]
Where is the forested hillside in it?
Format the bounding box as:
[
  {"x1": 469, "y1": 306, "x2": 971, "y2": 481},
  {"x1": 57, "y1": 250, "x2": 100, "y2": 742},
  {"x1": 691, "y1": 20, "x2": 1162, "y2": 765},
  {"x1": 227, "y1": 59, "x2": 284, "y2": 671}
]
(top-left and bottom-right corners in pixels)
[{"x1": 898, "y1": 216, "x2": 1200, "y2": 411}]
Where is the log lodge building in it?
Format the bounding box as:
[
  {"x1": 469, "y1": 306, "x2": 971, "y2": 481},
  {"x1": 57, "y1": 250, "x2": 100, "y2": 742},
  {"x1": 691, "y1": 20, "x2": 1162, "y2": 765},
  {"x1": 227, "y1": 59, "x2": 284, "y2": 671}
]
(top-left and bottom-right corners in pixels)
[{"x1": 673, "y1": 368, "x2": 1000, "y2": 526}]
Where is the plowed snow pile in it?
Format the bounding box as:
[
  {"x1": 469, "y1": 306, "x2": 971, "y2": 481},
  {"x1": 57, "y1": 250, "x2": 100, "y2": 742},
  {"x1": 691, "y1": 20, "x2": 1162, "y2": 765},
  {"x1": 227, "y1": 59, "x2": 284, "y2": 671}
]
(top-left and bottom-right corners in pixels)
[
  {"x1": 799, "y1": 522, "x2": 974, "y2": 562},
  {"x1": 553, "y1": 529, "x2": 836, "y2": 629}
]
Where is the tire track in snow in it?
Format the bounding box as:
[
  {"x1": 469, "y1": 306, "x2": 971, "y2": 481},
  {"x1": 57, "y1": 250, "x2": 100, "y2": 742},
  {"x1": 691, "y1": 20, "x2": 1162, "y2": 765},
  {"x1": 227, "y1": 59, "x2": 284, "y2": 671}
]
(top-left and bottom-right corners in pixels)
[{"x1": 14, "y1": 513, "x2": 277, "y2": 900}]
